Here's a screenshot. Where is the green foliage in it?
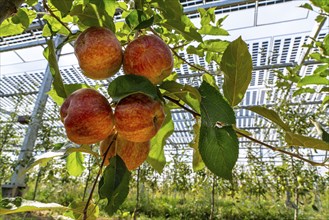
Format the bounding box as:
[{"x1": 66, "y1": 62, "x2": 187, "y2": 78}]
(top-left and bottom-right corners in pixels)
[
  {"x1": 147, "y1": 107, "x2": 174, "y2": 173},
  {"x1": 49, "y1": 0, "x2": 73, "y2": 17},
  {"x1": 198, "y1": 75, "x2": 238, "y2": 179},
  {"x1": 66, "y1": 152, "x2": 85, "y2": 176},
  {"x1": 0, "y1": 8, "x2": 36, "y2": 37},
  {"x1": 160, "y1": 81, "x2": 201, "y2": 114},
  {"x1": 285, "y1": 132, "x2": 329, "y2": 150},
  {"x1": 98, "y1": 156, "x2": 131, "y2": 216},
  {"x1": 108, "y1": 75, "x2": 161, "y2": 102},
  {"x1": 64, "y1": 200, "x2": 99, "y2": 220},
  {"x1": 0, "y1": 198, "x2": 68, "y2": 215},
  {"x1": 220, "y1": 36, "x2": 253, "y2": 106},
  {"x1": 189, "y1": 118, "x2": 205, "y2": 171},
  {"x1": 43, "y1": 40, "x2": 67, "y2": 99},
  {"x1": 247, "y1": 106, "x2": 291, "y2": 131},
  {"x1": 125, "y1": 9, "x2": 154, "y2": 30}
]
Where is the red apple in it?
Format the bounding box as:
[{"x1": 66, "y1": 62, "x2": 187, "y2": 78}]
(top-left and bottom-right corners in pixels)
[
  {"x1": 60, "y1": 88, "x2": 114, "y2": 144},
  {"x1": 100, "y1": 134, "x2": 150, "y2": 170},
  {"x1": 114, "y1": 93, "x2": 165, "y2": 142},
  {"x1": 123, "y1": 35, "x2": 173, "y2": 84},
  {"x1": 74, "y1": 27, "x2": 123, "y2": 80}
]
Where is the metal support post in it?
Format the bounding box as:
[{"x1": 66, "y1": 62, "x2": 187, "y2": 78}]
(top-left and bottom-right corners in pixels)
[{"x1": 2, "y1": 35, "x2": 64, "y2": 197}]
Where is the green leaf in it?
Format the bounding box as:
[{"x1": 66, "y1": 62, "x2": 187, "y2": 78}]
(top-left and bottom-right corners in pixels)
[
  {"x1": 311, "y1": 0, "x2": 329, "y2": 13},
  {"x1": 164, "y1": 19, "x2": 202, "y2": 42},
  {"x1": 98, "y1": 156, "x2": 131, "y2": 216},
  {"x1": 135, "y1": 16, "x2": 154, "y2": 30},
  {"x1": 104, "y1": 0, "x2": 117, "y2": 17},
  {"x1": 26, "y1": 0, "x2": 39, "y2": 6},
  {"x1": 71, "y1": 4, "x2": 102, "y2": 28},
  {"x1": 189, "y1": 118, "x2": 205, "y2": 171},
  {"x1": 26, "y1": 151, "x2": 65, "y2": 172},
  {"x1": 49, "y1": 0, "x2": 73, "y2": 16},
  {"x1": 125, "y1": 9, "x2": 154, "y2": 30},
  {"x1": 285, "y1": 132, "x2": 329, "y2": 151},
  {"x1": 42, "y1": 14, "x2": 71, "y2": 36},
  {"x1": 147, "y1": 107, "x2": 174, "y2": 173},
  {"x1": 203, "y1": 40, "x2": 230, "y2": 53},
  {"x1": 66, "y1": 152, "x2": 85, "y2": 176},
  {"x1": 293, "y1": 88, "x2": 316, "y2": 96},
  {"x1": 0, "y1": 8, "x2": 36, "y2": 37},
  {"x1": 298, "y1": 74, "x2": 329, "y2": 86},
  {"x1": 64, "y1": 201, "x2": 99, "y2": 220},
  {"x1": 246, "y1": 106, "x2": 291, "y2": 132},
  {"x1": 198, "y1": 77, "x2": 238, "y2": 179},
  {"x1": 160, "y1": 81, "x2": 201, "y2": 114},
  {"x1": 66, "y1": 144, "x2": 98, "y2": 158},
  {"x1": 320, "y1": 87, "x2": 329, "y2": 92},
  {"x1": 220, "y1": 36, "x2": 253, "y2": 106},
  {"x1": 198, "y1": 74, "x2": 236, "y2": 125},
  {"x1": 299, "y1": 3, "x2": 313, "y2": 11},
  {"x1": 48, "y1": 83, "x2": 90, "y2": 106},
  {"x1": 0, "y1": 199, "x2": 68, "y2": 215},
  {"x1": 43, "y1": 40, "x2": 67, "y2": 99},
  {"x1": 199, "y1": 125, "x2": 238, "y2": 180},
  {"x1": 108, "y1": 75, "x2": 161, "y2": 102},
  {"x1": 199, "y1": 25, "x2": 229, "y2": 36}
]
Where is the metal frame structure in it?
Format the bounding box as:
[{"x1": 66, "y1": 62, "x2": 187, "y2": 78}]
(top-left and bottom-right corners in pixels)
[{"x1": 0, "y1": 0, "x2": 328, "y2": 196}]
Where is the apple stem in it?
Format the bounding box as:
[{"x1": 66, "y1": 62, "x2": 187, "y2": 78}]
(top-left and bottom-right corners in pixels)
[
  {"x1": 83, "y1": 133, "x2": 118, "y2": 220},
  {"x1": 162, "y1": 95, "x2": 329, "y2": 167}
]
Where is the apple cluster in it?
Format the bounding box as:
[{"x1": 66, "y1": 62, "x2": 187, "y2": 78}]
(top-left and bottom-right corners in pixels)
[{"x1": 60, "y1": 27, "x2": 174, "y2": 170}]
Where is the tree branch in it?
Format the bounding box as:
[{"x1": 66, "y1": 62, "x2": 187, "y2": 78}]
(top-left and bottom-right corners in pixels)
[
  {"x1": 42, "y1": 0, "x2": 73, "y2": 35},
  {"x1": 83, "y1": 133, "x2": 117, "y2": 220},
  {"x1": 163, "y1": 95, "x2": 329, "y2": 167},
  {"x1": 0, "y1": 0, "x2": 25, "y2": 25}
]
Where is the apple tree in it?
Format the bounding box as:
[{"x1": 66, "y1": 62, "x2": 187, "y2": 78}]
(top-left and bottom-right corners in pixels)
[{"x1": 0, "y1": 0, "x2": 328, "y2": 218}]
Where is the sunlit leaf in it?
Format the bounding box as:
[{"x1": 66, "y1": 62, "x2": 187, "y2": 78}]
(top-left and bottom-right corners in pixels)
[
  {"x1": 64, "y1": 201, "x2": 99, "y2": 220},
  {"x1": 48, "y1": 83, "x2": 90, "y2": 106},
  {"x1": 293, "y1": 88, "x2": 316, "y2": 96},
  {"x1": 160, "y1": 81, "x2": 201, "y2": 113},
  {"x1": 285, "y1": 132, "x2": 329, "y2": 151},
  {"x1": 66, "y1": 152, "x2": 85, "y2": 176},
  {"x1": 0, "y1": 199, "x2": 68, "y2": 215},
  {"x1": 189, "y1": 118, "x2": 205, "y2": 171},
  {"x1": 43, "y1": 40, "x2": 67, "y2": 99},
  {"x1": 0, "y1": 8, "x2": 36, "y2": 37},
  {"x1": 147, "y1": 107, "x2": 174, "y2": 173},
  {"x1": 298, "y1": 74, "x2": 329, "y2": 86},
  {"x1": 26, "y1": 151, "x2": 65, "y2": 172},
  {"x1": 247, "y1": 106, "x2": 291, "y2": 131},
  {"x1": 66, "y1": 144, "x2": 98, "y2": 157},
  {"x1": 220, "y1": 36, "x2": 253, "y2": 106}
]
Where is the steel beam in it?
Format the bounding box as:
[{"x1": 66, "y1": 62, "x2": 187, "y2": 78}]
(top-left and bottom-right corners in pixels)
[{"x1": 2, "y1": 35, "x2": 64, "y2": 197}]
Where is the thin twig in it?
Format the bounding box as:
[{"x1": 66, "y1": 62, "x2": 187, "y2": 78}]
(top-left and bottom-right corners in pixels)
[
  {"x1": 170, "y1": 48, "x2": 212, "y2": 74},
  {"x1": 163, "y1": 95, "x2": 329, "y2": 167},
  {"x1": 234, "y1": 129, "x2": 328, "y2": 167},
  {"x1": 83, "y1": 133, "x2": 117, "y2": 220},
  {"x1": 42, "y1": 0, "x2": 73, "y2": 35},
  {"x1": 163, "y1": 95, "x2": 199, "y2": 117},
  {"x1": 148, "y1": 27, "x2": 212, "y2": 75}
]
